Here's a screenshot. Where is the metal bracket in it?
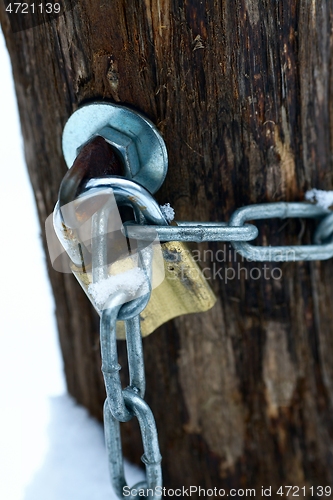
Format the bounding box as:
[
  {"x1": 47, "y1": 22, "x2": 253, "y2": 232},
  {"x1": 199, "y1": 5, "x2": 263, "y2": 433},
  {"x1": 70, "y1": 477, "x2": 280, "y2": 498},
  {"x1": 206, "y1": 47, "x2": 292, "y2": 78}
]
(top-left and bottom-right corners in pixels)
[{"x1": 62, "y1": 102, "x2": 168, "y2": 194}]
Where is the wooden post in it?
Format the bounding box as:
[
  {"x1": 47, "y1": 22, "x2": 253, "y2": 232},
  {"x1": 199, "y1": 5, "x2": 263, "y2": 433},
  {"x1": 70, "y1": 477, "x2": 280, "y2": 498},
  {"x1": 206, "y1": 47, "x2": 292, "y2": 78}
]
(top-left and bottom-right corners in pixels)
[{"x1": 1, "y1": 0, "x2": 333, "y2": 491}]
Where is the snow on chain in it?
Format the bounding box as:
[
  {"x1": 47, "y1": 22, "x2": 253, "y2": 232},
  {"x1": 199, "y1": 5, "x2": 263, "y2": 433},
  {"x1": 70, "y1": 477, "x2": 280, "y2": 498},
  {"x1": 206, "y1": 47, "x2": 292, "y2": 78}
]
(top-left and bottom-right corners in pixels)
[
  {"x1": 88, "y1": 267, "x2": 148, "y2": 309},
  {"x1": 160, "y1": 203, "x2": 175, "y2": 222},
  {"x1": 305, "y1": 189, "x2": 333, "y2": 210}
]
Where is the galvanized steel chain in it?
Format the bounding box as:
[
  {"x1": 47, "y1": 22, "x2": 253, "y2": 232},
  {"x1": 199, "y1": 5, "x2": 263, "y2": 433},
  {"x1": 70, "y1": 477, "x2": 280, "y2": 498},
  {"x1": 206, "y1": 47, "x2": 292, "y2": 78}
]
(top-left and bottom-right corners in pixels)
[
  {"x1": 86, "y1": 182, "x2": 164, "y2": 499},
  {"x1": 125, "y1": 201, "x2": 333, "y2": 261},
  {"x1": 57, "y1": 180, "x2": 333, "y2": 500},
  {"x1": 101, "y1": 295, "x2": 163, "y2": 499},
  {"x1": 50, "y1": 102, "x2": 333, "y2": 500}
]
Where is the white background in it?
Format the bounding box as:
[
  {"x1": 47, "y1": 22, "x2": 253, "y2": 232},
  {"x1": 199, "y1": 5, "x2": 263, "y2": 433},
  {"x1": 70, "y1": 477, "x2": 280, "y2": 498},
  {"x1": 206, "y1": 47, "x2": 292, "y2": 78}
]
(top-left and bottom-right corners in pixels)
[{"x1": 0, "y1": 28, "x2": 143, "y2": 500}]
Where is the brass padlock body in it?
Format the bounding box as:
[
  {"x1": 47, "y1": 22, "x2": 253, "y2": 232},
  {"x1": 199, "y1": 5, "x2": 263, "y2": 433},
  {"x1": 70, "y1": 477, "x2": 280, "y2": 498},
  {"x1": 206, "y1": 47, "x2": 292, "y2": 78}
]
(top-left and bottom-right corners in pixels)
[{"x1": 72, "y1": 240, "x2": 216, "y2": 339}]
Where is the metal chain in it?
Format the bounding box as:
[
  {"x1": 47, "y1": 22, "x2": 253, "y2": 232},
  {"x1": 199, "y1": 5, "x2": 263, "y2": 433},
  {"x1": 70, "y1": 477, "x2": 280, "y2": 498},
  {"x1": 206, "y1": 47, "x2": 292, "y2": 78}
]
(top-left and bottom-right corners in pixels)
[
  {"x1": 57, "y1": 175, "x2": 333, "y2": 500},
  {"x1": 99, "y1": 198, "x2": 333, "y2": 499},
  {"x1": 55, "y1": 106, "x2": 333, "y2": 500},
  {"x1": 82, "y1": 182, "x2": 333, "y2": 499},
  {"x1": 89, "y1": 185, "x2": 163, "y2": 499},
  {"x1": 56, "y1": 114, "x2": 333, "y2": 499},
  {"x1": 124, "y1": 201, "x2": 333, "y2": 261},
  {"x1": 101, "y1": 302, "x2": 162, "y2": 499},
  {"x1": 229, "y1": 202, "x2": 333, "y2": 261}
]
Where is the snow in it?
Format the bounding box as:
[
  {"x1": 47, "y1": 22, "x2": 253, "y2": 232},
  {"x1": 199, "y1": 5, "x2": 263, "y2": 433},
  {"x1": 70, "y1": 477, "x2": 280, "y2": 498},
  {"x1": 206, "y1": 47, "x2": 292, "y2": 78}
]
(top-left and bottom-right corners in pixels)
[
  {"x1": 160, "y1": 202, "x2": 175, "y2": 222},
  {"x1": 0, "y1": 28, "x2": 143, "y2": 500},
  {"x1": 305, "y1": 188, "x2": 333, "y2": 209},
  {"x1": 88, "y1": 266, "x2": 148, "y2": 309},
  {"x1": 22, "y1": 396, "x2": 144, "y2": 500}
]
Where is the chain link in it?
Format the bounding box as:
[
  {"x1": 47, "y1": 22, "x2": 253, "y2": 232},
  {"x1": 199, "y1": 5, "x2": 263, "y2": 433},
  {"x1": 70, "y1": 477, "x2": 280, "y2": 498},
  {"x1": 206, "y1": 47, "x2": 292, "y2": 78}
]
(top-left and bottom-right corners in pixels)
[
  {"x1": 123, "y1": 220, "x2": 259, "y2": 242},
  {"x1": 229, "y1": 202, "x2": 333, "y2": 261}
]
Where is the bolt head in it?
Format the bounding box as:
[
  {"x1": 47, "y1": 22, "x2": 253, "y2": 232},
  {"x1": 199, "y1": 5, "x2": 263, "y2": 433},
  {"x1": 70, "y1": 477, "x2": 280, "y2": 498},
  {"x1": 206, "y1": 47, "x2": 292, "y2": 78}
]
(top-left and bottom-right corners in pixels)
[{"x1": 62, "y1": 102, "x2": 168, "y2": 194}]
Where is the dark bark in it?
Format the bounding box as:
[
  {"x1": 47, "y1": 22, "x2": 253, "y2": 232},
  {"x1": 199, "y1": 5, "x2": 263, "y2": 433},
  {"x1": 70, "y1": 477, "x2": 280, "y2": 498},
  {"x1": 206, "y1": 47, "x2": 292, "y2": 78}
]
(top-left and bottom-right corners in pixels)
[{"x1": 1, "y1": 0, "x2": 333, "y2": 494}]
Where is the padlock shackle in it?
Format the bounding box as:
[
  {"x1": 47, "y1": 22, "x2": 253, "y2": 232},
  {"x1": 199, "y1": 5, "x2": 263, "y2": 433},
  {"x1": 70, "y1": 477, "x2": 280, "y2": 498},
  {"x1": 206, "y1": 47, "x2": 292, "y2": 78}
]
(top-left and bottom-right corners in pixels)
[
  {"x1": 81, "y1": 176, "x2": 168, "y2": 226},
  {"x1": 53, "y1": 176, "x2": 167, "y2": 271}
]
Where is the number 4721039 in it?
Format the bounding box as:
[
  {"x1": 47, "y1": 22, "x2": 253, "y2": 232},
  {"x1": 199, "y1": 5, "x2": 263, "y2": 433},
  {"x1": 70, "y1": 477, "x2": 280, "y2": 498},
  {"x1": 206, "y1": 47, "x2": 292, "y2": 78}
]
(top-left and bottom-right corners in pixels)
[
  {"x1": 276, "y1": 486, "x2": 332, "y2": 496},
  {"x1": 5, "y1": 3, "x2": 61, "y2": 14}
]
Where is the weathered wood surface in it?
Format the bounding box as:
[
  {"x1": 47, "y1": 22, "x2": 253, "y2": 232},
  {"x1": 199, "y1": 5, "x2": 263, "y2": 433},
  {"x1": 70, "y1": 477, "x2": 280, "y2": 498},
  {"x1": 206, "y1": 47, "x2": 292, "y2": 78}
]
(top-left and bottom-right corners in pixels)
[{"x1": 1, "y1": 0, "x2": 333, "y2": 493}]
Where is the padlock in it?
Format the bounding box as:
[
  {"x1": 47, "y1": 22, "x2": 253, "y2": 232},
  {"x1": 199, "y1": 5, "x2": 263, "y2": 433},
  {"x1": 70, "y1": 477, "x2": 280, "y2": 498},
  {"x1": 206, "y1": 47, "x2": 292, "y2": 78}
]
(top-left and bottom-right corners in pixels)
[
  {"x1": 50, "y1": 106, "x2": 216, "y2": 338},
  {"x1": 52, "y1": 176, "x2": 216, "y2": 339}
]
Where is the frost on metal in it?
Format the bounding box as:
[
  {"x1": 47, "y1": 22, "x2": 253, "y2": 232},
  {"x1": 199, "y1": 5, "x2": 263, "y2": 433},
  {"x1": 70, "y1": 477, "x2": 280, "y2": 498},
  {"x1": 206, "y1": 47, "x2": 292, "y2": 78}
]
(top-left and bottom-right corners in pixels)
[
  {"x1": 88, "y1": 267, "x2": 148, "y2": 309},
  {"x1": 160, "y1": 203, "x2": 175, "y2": 222},
  {"x1": 305, "y1": 189, "x2": 333, "y2": 210}
]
